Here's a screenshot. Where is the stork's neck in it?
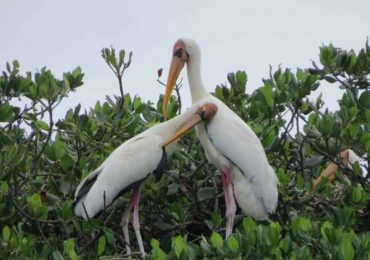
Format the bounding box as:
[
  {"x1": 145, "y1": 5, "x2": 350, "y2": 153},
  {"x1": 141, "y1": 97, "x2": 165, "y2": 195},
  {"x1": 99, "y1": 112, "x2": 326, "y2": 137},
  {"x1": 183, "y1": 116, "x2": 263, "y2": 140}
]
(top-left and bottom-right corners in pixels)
[
  {"x1": 157, "y1": 105, "x2": 199, "y2": 142},
  {"x1": 187, "y1": 54, "x2": 209, "y2": 103},
  {"x1": 165, "y1": 105, "x2": 197, "y2": 130}
]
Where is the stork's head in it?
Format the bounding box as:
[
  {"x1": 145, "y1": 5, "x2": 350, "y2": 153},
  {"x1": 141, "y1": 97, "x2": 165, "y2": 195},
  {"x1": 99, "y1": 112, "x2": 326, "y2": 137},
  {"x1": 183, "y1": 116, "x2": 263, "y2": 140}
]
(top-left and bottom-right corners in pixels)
[
  {"x1": 163, "y1": 38, "x2": 200, "y2": 117},
  {"x1": 197, "y1": 103, "x2": 217, "y2": 121},
  {"x1": 161, "y1": 102, "x2": 217, "y2": 147}
]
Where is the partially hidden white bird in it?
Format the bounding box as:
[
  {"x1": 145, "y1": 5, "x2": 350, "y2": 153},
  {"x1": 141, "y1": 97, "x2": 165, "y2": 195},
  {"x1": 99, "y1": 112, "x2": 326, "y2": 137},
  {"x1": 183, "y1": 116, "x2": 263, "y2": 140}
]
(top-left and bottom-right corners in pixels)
[
  {"x1": 74, "y1": 102, "x2": 217, "y2": 257},
  {"x1": 312, "y1": 149, "x2": 360, "y2": 192},
  {"x1": 163, "y1": 38, "x2": 278, "y2": 237}
]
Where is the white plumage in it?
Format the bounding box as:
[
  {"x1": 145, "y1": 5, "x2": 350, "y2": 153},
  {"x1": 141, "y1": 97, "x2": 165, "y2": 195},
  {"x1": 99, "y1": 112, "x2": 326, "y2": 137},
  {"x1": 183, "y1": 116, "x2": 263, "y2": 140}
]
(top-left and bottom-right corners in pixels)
[
  {"x1": 203, "y1": 97, "x2": 278, "y2": 217},
  {"x1": 74, "y1": 102, "x2": 217, "y2": 257},
  {"x1": 163, "y1": 38, "x2": 278, "y2": 236},
  {"x1": 74, "y1": 134, "x2": 164, "y2": 219}
]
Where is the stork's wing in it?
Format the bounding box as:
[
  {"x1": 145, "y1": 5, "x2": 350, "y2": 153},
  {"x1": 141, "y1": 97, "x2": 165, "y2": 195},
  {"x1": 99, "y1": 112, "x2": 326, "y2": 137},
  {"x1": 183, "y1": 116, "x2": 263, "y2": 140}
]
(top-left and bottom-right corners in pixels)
[
  {"x1": 206, "y1": 104, "x2": 278, "y2": 212},
  {"x1": 74, "y1": 165, "x2": 103, "y2": 204},
  {"x1": 74, "y1": 134, "x2": 165, "y2": 219}
]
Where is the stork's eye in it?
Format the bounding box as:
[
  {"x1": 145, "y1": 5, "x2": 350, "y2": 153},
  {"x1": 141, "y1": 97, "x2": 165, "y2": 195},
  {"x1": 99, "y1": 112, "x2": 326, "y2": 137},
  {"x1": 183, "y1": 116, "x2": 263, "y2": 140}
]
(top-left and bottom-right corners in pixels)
[
  {"x1": 174, "y1": 48, "x2": 183, "y2": 58},
  {"x1": 199, "y1": 108, "x2": 207, "y2": 121}
]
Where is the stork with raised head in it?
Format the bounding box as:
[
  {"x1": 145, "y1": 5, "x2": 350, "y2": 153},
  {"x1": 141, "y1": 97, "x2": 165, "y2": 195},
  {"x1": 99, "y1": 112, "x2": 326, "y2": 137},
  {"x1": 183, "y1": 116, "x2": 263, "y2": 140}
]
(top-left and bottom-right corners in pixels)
[
  {"x1": 74, "y1": 102, "x2": 217, "y2": 257},
  {"x1": 163, "y1": 38, "x2": 278, "y2": 237}
]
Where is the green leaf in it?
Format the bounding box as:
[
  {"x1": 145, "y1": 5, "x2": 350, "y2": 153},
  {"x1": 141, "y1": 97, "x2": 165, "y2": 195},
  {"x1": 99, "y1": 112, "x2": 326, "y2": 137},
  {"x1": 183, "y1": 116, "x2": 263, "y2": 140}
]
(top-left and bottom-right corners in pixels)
[
  {"x1": 215, "y1": 85, "x2": 224, "y2": 100},
  {"x1": 0, "y1": 102, "x2": 13, "y2": 122},
  {"x1": 349, "y1": 106, "x2": 359, "y2": 119},
  {"x1": 351, "y1": 186, "x2": 363, "y2": 203},
  {"x1": 361, "y1": 132, "x2": 370, "y2": 153},
  {"x1": 292, "y1": 217, "x2": 312, "y2": 237},
  {"x1": 52, "y1": 251, "x2": 64, "y2": 260},
  {"x1": 150, "y1": 239, "x2": 168, "y2": 260},
  {"x1": 63, "y1": 238, "x2": 77, "y2": 259},
  {"x1": 243, "y1": 217, "x2": 256, "y2": 245},
  {"x1": 197, "y1": 187, "x2": 216, "y2": 202},
  {"x1": 54, "y1": 135, "x2": 66, "y2": 160},
  {"x1": 341, "y1": 239, "x2": 354, "y2": 260},
  {"x1": 268, "y1": 222, "x2": 281, "y2": 246},
  {"x1": 320, "y1": 113, "x2": 334, "y2": 136},
  {"x1": 118, "y1": 49, "x2": 126, "y2": 67},
  {"x1": 304, "y1": 155, "x2": 324, "y2": 168},
  {"x1": 320, "y1": 221, "x2": 334, "y2": 243},
  {"x1": 279, "y1": 235, "x2": 291, "y2": 253},
  {"x1": 103, "y1": 228, "x2": 116, "y2": 246},
  {"x1": 0, "y1": 182, "x2": 9, "y2": 193},
  {"x1": 60, "y1": 153, "x2": 74, "y2": 172},
  {"x1": 200, "y1": 235, "x2": 211, "y2": 253},
  {"x1": 97, "y1": 236, "x2": 106, "y2": 256},
  {"x1": 6, "y1": 61, "x2": 11, "y2": 73},
  {"x1": 27, "y1": 193, "x2": 42, "y2": 215},
  {"x1": 262, "y1": 127, "x2": 277, "y2": 148},
  {"x1": 210, "y1": 232, "x2": 223, "y2": 249},
  {"x1": 36, "y1": 120, "x2": 50, "y2": 131},
  {"x1": 2, "y1": 225, "x2": 11, "y2": 241},
  {"x1": 94, "y1": 102, "x2": 106, "y2": 125},
  {"x1": 60, "y1": 201, "x2": 72, "y2": 220},
  {"x1": 236, "y1": 70, "x2": 247, "y2": 92},
  {"x1": 227, "y1": 235, "x2": 239, "y2": 252},
  {"x1": 296, "y1": 245, "x2": 312, "y2": 259},
  {"x1": 227, "y1": 73, "x2": 237, "y2": 87},
  {"x1": 320, "y1": 44, "x2": 335, "y2": 65},
  {"x1": 211, "y1": 210, "x2": 222, "y2": 228},
  {"x1": 63, "y1": 238, "x2": 75, "y2": 254},
  {"x1": 68, "y1": 250, "x2": 78, "y2": 260},
  {"x1": 173, "y1": 235, "x2": 186, "y2": 258},
  {"x1": 260, "y1": 84, "x2": 274, "y2": 107},
  {"x1": 72, "y1": 66, "x2": 82, "y2": 79},
  {"x1": 133, "y1": 96, "x2": 142, "y2": 110},
  {"x1": 166, "y1": 183, "x2": 179, "y2": 195},
  {"x1": 21, "y1": 237, "x2": 32, "y2": 256},
  {"x1": 359, "y1": 90, "x2": 370, "y2": 107},
  {"x1": 339, "y1": 206, "x2": 354, "y2": 226}
]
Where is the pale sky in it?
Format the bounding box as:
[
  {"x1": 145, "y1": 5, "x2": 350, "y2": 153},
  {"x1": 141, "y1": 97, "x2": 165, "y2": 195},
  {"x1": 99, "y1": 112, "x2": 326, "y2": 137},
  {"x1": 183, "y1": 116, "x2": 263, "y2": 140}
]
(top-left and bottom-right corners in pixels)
[{"x1": 1, "y1": 0, "x2": 369, "y2": 119}]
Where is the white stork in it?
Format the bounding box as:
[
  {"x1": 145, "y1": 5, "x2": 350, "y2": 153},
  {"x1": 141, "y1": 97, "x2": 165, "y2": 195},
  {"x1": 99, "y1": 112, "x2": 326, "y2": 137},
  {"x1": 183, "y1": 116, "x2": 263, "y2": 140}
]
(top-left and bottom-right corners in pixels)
[
  {"x1": 163, "y1": 38, "x2": 278, "y2": 237},
  {"x1": 74, "y1": 102, "x2": 217, "y2": 257}
]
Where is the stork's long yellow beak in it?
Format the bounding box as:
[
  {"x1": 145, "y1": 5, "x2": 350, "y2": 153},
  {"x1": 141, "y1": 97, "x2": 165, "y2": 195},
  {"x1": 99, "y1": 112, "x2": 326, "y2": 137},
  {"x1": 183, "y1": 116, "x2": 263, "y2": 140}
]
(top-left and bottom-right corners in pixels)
[
  {"x1": 163, "y1": 56, "x2": 185, "y2": 118},
  {"x1": 162, "y1": 103, "x2": 217, "y2": 147},
  {"x1": 162, "y1": 113, "x2": 201, "y2": 147}
]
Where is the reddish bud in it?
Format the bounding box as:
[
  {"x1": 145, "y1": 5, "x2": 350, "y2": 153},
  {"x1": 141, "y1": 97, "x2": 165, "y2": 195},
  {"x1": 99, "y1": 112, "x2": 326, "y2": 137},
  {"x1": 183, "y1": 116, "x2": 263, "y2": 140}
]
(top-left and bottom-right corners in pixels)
[{"x1": 157, "y1": 68, "x2": 163, "y2": 78}]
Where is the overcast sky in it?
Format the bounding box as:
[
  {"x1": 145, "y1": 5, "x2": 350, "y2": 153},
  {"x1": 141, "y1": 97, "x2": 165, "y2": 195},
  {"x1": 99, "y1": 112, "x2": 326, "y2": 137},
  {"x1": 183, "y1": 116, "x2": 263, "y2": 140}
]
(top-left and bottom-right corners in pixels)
[{"x1": 1, "y1": 0, "x2": 369, "y2": 119}]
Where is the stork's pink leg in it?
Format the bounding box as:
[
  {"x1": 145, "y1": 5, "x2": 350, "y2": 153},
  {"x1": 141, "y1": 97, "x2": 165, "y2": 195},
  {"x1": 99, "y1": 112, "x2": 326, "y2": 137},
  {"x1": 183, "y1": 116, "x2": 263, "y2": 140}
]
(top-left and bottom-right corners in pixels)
[
  {"x1": 131, "y1": 186, "x2": 145, "y2": 257},
  {"x1": 121, "y1": 185, "x2": 145, "y2": 257},
  {"x1": 221, "y1": 168, "x2": 236, "y2": 238},
  {"x1": 121, "y1": 197, "x2": 133, "y2": 255}
]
